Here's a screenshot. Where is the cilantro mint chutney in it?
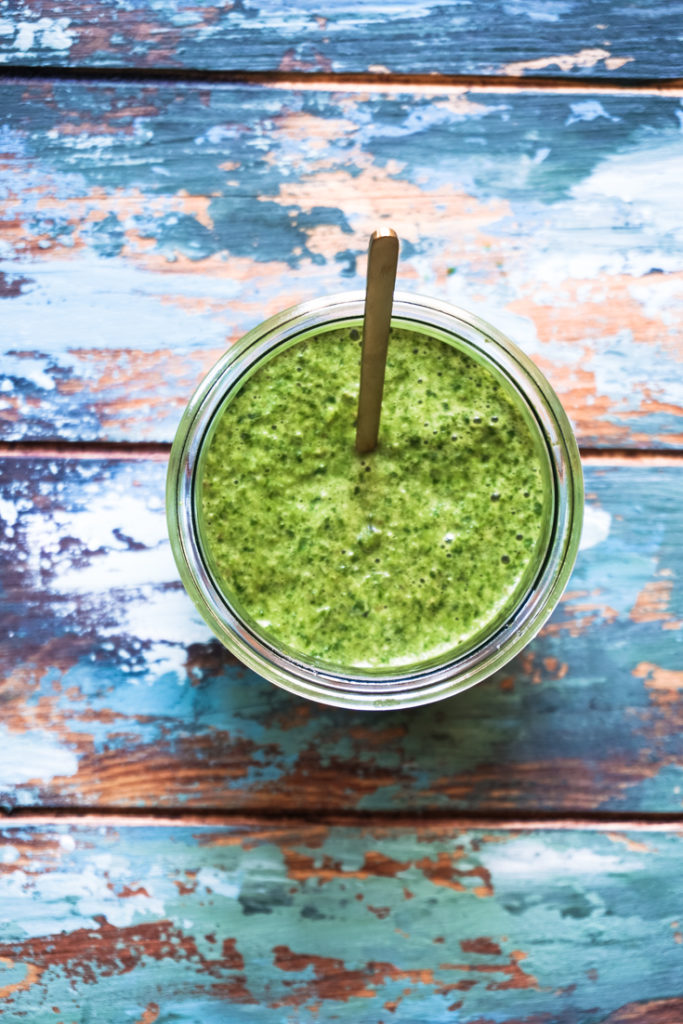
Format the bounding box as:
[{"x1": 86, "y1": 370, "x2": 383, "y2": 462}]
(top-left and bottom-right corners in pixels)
[
  {"x1": 199, "y1": 324, "x2": 550, "y2": 669},
  {"x1": 167, "y1": 292, "x2": 583, "y2": 709}
]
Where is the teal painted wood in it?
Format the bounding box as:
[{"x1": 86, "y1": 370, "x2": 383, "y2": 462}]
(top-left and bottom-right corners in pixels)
[
  {"x1": 1, "y1": 80, "x2": 682, "y2": 446},
  {"x1": 0, "y1": 0, "x2": 681, "y2": 78},
  {"x1": 1, "y1": 821, "x2": 683, "y2": 1021},
  {"x1": 1, "y1": 458, "x2": 681, "y2": 813}
]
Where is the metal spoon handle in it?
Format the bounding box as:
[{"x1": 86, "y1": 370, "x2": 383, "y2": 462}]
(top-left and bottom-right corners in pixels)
[{"x1": 355, "y1": 228, "x2": 399, "y2": 454}]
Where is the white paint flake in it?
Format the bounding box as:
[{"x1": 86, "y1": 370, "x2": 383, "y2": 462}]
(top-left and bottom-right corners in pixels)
[
  {"x1": 579, "y1": 505, "x2": 612, "y2": 551},
  {"x1": 0, "y1": 497, "x2": 18, "y2": 529},
  {"x1": 566, "y1": 100, "x2": 620, "y2": 126},
  {"x1": 197, "y1": 867, "x2": 240, "y2": 900},
  {"x1": 12, "y1": 17, "x2": 74, "y2": 53},
  {"x1": 0, "y1": 725, "x2": 77, "y2": 786}
]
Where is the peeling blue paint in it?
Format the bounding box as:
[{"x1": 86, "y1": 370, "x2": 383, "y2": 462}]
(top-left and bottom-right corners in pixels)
[
  {"x1": 1, "y1": 458, "x2": 682, "y2": 812},
  {"x1": 1, "y1": 83, "x2": 682, "y2": 443},
  {"x1": 0, "y1": 1, "x2": 680, "y2": 78},
  {"x1": 1, "y1": 823, "x2": 682, "y2": 1021}
]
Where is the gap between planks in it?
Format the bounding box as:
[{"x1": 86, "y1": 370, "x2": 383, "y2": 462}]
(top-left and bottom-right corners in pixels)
[
  {"x1": 2, "y1": 807, "x2": 683, "y2": 833},
  {"x1": 0, "y1": 442, "x2": 682, "y2": 466},
  {"x1": 1, "y1": 65, "x2": 683, "y2": 96}
]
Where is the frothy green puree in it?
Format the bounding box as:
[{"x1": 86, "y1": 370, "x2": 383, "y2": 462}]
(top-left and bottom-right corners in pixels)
[{"x1": 199, "y1": 324, "x2": 550, "y2": 669}]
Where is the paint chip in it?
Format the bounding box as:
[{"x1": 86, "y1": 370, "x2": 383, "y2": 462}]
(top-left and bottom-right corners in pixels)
[{"x1": 579, "y1": 505, "x2": 611, "y2": 551}]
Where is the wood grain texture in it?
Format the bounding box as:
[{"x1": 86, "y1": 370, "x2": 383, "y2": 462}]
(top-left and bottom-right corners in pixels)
[
  {"x1": 1, "y1": 80, "x2": 682, "y2": 446},
  {"x1": 1, "y1": 820, "x2": 683, "y2": 1021},
  {"x1": 2, "y1": 457, "x2": 681, "y2": 814},
  {"x1": 0, "y1": 0, "x2": 681, "y2": 78}
]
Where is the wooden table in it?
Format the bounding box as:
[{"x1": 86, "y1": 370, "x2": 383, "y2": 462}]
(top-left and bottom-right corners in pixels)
[{"x1": 1, "y1": 4, "x2": 682, "y2": 1020}]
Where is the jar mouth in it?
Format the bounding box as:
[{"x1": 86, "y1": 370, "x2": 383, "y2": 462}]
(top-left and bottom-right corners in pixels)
[{"x1": 167, "y1": 291, "x2": 583, "y2": 710}]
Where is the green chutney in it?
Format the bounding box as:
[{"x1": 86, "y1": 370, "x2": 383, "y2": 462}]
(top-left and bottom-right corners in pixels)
[{"x1": 198, "y1": 324, "x2": 552, "y2": 670}]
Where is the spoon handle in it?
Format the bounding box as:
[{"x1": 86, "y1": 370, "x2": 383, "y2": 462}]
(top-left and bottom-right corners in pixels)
[{"x1": 355, "y1": 228, "x2": 399, "y2": 454}]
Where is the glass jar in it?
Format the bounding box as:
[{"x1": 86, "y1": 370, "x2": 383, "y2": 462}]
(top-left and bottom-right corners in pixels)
[{"x1": 166, "y1": 292, "x2": 583, "y2": 710}]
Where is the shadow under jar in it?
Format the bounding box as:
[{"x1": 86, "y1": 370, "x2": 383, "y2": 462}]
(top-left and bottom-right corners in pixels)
[{"x1": 167, "y1": 292, "x2": 583, "y2": 710}]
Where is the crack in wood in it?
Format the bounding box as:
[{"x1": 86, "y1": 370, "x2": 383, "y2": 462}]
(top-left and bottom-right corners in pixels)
[{"x1": 1, "y1": 66, "x2": 682, "y2": 95}]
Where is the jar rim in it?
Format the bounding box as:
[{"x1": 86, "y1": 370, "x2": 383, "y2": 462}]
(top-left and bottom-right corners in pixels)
[{"x1": 167, "y1": 291, "x2": 583, "y2": 710}]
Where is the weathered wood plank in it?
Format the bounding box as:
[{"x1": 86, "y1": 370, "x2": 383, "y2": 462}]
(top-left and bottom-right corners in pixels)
[
  {"x1": 1, "y1": 457, "x2": 681, "y2": 813},
  {"x1": 1, "y1": 80, "x2": 682, "y2": 446},
  {"x1": 1, "y1": 820, "x2": 682, "y2": 1021},
  {"x1": 0, "y1": 0, "x2": 681, "y2": 78}
]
